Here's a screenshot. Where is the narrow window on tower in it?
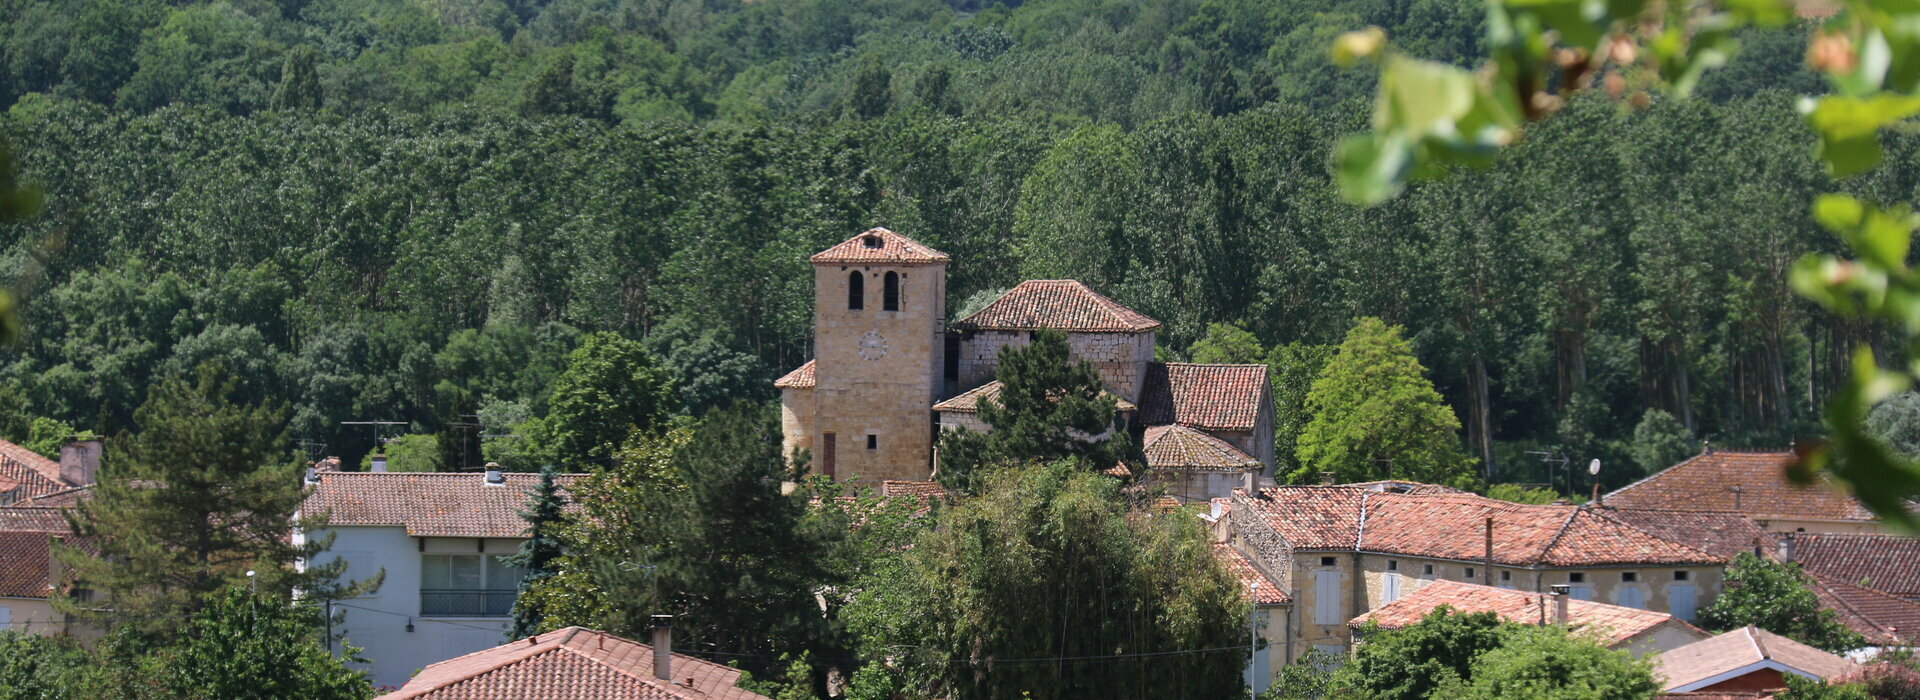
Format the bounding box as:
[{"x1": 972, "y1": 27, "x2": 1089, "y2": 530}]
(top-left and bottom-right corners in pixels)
[
  {"x1": 847, "y1": 271, "x2": 864, "y2": 310},
  {"x1": 867, "y1": 435, "x2": 878, "y2": 450},
  {"x1": 883, "y1": 271, "x2": 900, "y2": 311}
]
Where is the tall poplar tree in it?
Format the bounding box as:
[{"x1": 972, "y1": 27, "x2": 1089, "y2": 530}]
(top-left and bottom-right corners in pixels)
[
  {"x1": 1295, "y1": 317, "x2": 1475, "y2": 487},
  {"x1": 54, "y1": 365, "x2": 368, "y2": 638}
]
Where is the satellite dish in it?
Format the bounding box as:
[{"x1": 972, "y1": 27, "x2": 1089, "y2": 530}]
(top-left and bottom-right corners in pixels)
[{"x1": 1588, "y1": 458, "x2": 1602, "y2": 476}]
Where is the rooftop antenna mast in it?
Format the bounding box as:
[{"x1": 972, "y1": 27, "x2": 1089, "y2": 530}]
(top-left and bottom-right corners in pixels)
[
  {"x1": 339, "y1": 420, "x2": 409, "y2": 453},
  {"x1": 447, "y1": 414, "x2": 484, "y2": 472},
  {"x1": 1525, "y1": 450, "x2": 1571, "y2": 496},
  {"x1": 296, "y1": 438, "x2": 329, "y2": 463}
]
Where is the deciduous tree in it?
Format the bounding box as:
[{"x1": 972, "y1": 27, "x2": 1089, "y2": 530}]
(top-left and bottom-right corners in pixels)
[
  {"x1": 1698, "y1": 552, "x2": 1865, "y2": 653},
  {"x1": 1296, "y1": 318, "x2": 1475, "y2": 487}
]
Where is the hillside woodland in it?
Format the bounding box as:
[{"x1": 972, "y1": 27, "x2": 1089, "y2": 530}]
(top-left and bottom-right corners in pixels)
[{"x1": 0, "y1": 0, "x2": 1890, "y2": 488}]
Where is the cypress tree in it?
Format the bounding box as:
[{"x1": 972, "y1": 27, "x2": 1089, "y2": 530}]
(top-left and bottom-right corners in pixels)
[
  {"x1": 505, "y1": 464, "x2": 567, "y2": 640},
  {"x1": 269, "y1": 45, "x2": 323, "y2": 111}
]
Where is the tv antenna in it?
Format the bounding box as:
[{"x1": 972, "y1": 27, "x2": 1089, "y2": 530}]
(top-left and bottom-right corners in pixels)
[
  {"x1": 296, "y1": 438, "x2": 329, "y2": 463},
  {"x1": 340, "y1": 420, "x2": 409, "y2": 451},
  {"x1": 447, "y1": 414, "x2": 485, "y2": 472},
  {"x1": 1525, "y1": 450, "x2": 1571, "y2": 496}
]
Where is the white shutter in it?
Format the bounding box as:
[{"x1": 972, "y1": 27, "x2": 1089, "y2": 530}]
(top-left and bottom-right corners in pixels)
[
  {"x1": 1669, "y1": 585, "x2": 1696, "y2": 621},
  {"x1": 1569, "y1": 586, "x2": 1593, "y2": 601},
  {"x1": 1383, "y1": 573, "x2": 1401, "y2": 603},
  {"x1": 0, "y1": 605, "x2": 11, "y2": 630},
  {"x1": 1315, "y1": 571, "x2": 1342, "y2": 624}
]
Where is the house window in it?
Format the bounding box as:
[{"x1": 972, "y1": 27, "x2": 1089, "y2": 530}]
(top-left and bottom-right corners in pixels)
[
  {"x1": 883, "y1": 272, "x2": 900, "y2": 311},
  {"x1": 1465, "y1": 567, "x2": 1476, "y2": 579},
  {"x1": 847, "y1": 272, "x2": 864, "y2": 310},
  {"x1": 1622, "y1": 572, "x2": 1638, "y2": 583},
  {"x1": 866, "y1": 435, "x2": 878, "y2": 450},
  {"x1": 1423, "y1": 564, "x2": 1434, "y2": 576},
  {"x1": 1320, "y1": 556, "x2": 1336, "y2": 567},
  {"x1": 1674, "y1": 570, "x2": 1690, "y2": 581},
  {"x1": 1569, "y1": 572, "x2": 1586, "y2": 584},
  {"x1": 1500, "y1": 570, "x2": 1511, "y2": 583},
  {"x1": 1387, "y1": 561, "x2": 1398, "y2": 571},
  {"x1": 420, "y1": 554, "x2": 525, "y2": 617}
]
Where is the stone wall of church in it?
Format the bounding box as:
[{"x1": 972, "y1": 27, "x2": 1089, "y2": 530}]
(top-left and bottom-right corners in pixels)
[
  {"x1": 780, "y1": 386, "x2": 814, "y2": 462},
  {"x1": 810, "y1": 262, "x2": 946, "y2": 483},
  {"x1": 957, "y1": 329, "x2": 1153, "y2": 402}
]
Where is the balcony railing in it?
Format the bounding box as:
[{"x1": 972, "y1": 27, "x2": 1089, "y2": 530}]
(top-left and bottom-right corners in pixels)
[{"x1": 420, "y1": 588, "x2": 517, "y2": 617}]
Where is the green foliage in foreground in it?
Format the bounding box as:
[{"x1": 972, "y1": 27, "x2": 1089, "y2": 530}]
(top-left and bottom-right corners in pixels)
[
  {"x1": 846, "y1": 460, "x2": 1248, "y2": 700},
  {"x1": 937, "y1": 329, "x2": 1136, "y2": 492},
  {"x1": 0, "y1": 631, "x2": 98, "y2": 699},
  {"x1": 1264, "y1": 609, "x2": 1657, "y2": 700},
  {"x1": 1698, "y1": 552, "x2": 1866, "y2": 653}
]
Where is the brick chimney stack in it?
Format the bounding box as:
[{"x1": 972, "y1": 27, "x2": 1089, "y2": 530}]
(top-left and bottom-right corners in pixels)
[{"x1": 58, "y1": 439, "x2": 102, "y2": 486}]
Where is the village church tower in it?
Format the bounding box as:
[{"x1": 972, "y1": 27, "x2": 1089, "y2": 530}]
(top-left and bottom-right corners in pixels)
[{"x1": 776, "y1": 228, "x2": 948, "y2": 482}]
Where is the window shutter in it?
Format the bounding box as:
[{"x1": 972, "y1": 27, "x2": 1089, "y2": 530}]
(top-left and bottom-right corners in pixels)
[{"x1": 1315, "y1": 571, "x2": 1341, "y2": 624}]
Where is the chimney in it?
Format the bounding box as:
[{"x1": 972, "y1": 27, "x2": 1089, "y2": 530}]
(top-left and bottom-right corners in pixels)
[
  {"x1": 1483, "y1": 517, "x2": 1494, "y2": 586},
  {"x1": 1242, "y1": 468, "x2": 1257, "y2": 495},
  {"x1": 57, "y1": 439, "x2": 102, "y2": 486},
  {"x1": 484, "y1": 462, "x2": 504, "y2": 485},
  {"x1": 1549, "y1": 584, "x2": 1571, "y2": 626},
  {"x1": 1318, "y1": 471, "x2": 1336, "y2": 486},
  {"x1": 652, "y1": 615, "x2": 673, "y2": 681},
  {"x1": 304, "y1": 466, "x2": 318, "y2": 485},
  {"x1": 1778, "y1": 532, "x2": 1796, "y2": 563},
  {"x1": 370, "y1": 453, "x2": 388, "y2": 473}
]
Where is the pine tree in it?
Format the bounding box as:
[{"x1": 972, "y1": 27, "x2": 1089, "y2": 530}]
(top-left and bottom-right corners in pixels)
[
  {"x1": 936, "y1": 329, "x2": 1136, "y2": 492},
  {"x1": 54, "y1": 365, "x2": 374, "y2": 638},
  {"x1": 505, "y1": 464, "x2": 567, "y2": 640},
  {"x1": 1295, "y1": 317, "x2": 1475, "y2": 486}
]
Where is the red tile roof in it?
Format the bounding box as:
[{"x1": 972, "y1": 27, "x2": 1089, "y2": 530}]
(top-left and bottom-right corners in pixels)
[
  {"x1": 1792, "y1": 533, "x2": 1920, "y2": 598},
  {"x1": 378, "y1": 627, "x2": 772, "y2": 700},
  {"x1": 1241, "y1": 487, "x2": 1721, "y2": 566},
  {"x1": 809, "y1": 228, "x2": 949, "y2": 265},
  {"x1": 953, "y1": 280, "x2": 1160, "y2": 333},
  {"x1": 1654, "y1": 626, "x2": 1858, "y2": 692},
  {"x1": 1351, "y1": 580, "x2": 1706, "y2": 646},
  {"x1": 930, "y1": 380, "x2": 1137, "y2": 413},
  {"x1": 0, "y1": 440, "x2": 60, "y2": 482},
  {"x1": 1605, "y1": 450, "x2": 1873, "y2": 522},
  {"x1": 1138, "y1": 363, "x2": 1269, "y2": 432},
  {"x1": 0, "y1": 507, "x2": 72, "y2": 533},
  {"x1": 1143, "y1": 425, "x2": 1259, "y2": 472},
  {"x1": 0, "y1": 531, "x2": 53, "y2": 598},
  {"x1": 1605, "y1": 509, "x2": 1773, "y2": 561},
  {"x1": 1213, "y1": 544, "x2": 1289, "y2": 605},
  {"x1": 772, "y1": 360, "x2": 815, "y2": 389},
  {"x1": 1346, "y1": 480, "x2": 1470, "y2": 495},
  {"x1": 0, "y1": 456, "x2": 67, "y2": 503},
  {"x1": 17, "y1": 485, "x2": 91, "y2": 507},
  {"x1": 1808, "y1": 571, "x2": 1920, "y2": 646},
  {"x1": 305, "y1": 472, "x2": 585, "y2": 538}
]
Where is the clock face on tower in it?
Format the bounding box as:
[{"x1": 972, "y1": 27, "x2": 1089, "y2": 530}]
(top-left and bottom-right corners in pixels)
[{"x1": 857, "y1": 330, "x2": 889, "y2": 361}]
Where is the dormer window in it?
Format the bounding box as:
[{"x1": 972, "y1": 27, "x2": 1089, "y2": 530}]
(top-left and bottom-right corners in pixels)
[
  {"x1": 883, "y1": 272, "x2": 900, "y2": 311},
  {"x1": 862, "y1": 235, "x2": 883, "y2": 248},
  {"x1": 848, "y1": 271, "x2": 864, "y2": 310}
]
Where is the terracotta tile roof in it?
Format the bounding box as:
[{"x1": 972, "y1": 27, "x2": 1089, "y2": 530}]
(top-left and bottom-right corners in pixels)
[
  {"x1": 1808, "y1": 571, "x2": 1920, "y2": 646},
  {"x1": 1213, "y1": 544, "x2": 1289, "y2": 605},
  {"x1": 1143, "y1": 425, "x2": 1260, "y2": 472},
  {"x1": 0, "y1": 440, "x2": 60, "y2": 482},
  {"x1": 930, "y1": 380, "x2": 1136, "y2": 414},
  {"x1": 772, "y1": 360, "x2": 815, "y2": 389},
  {"x1": 1241, "y1": 487, "x2": 1721, "y2": 566},
  {"x1": 1657, "y1": 694, "x2": 1772, "y2": 700},
  {"x1": 0, "y1": 456, "x2": 67, "y2": 503},
  {"x1": 1605, "y1": 509, "x2": 1772, "y2": 561},
  {"x1": 0, "y1": 506, "x2": 72, "y2": 533},
  {"x1": 1351, "y1": 580, "x2": 1705, "y2": 646},
  {"x1": 1793, "y1": 533, "x2": 1920, "y2": 598},
  {"x1": 1347, "y1": 480, "x2": 1470, "y2": 495},
  {"x1": 378, "y1": 626, "x2": 771, "y2": 700},
  {"x1": 1654, "y1": 626, "x2": 1858, "y2": 692},
  {"x1": 809, "y1": 228, "x2": 948, "y2": 265},
  {"x1": 1138, "y1": 363, "x2": 1269, "y2": 432},
  {"x1": 1604, "y1": 450, "x2": 1873, "y2": 522},
  {"x1": 0, "y1": 531, "x2": 53, "y2": 598},
  {"x1": 953, "y1": 280, "x2": 1160, "y2": 333},
  {"x1": 305, "y1": 472, "x2": 585, "y2": 538},
  {"x1": 17, "y1": 485, "x2": 91, "y2": 507}
]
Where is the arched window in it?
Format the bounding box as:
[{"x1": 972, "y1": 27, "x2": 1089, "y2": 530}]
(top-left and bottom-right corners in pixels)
[
  {"x1": 883, "y1": 271, "x2": 900, "y2": 311},
  {"x1": 847, "y1": 271, "x2": 864, "y2": 310}
]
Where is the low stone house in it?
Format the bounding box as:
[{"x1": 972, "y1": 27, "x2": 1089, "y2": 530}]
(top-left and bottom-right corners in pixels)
[
  {"x1": 1349, "y1": 579, "x2": 1711, "y2": 657},
  {"x1": 1605, "y1": 449, "x2": 1881, "y2": 535},
  {"x1": 1216, "y1": 483, "x2": 1727, "y2": 664}
]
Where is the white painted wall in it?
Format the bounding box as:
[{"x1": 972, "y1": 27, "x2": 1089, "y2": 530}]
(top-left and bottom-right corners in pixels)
[{"x1": 310, "y1": 527, "x2": 524, "y2": 691}]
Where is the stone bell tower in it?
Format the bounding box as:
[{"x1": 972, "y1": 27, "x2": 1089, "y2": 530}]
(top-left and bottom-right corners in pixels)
[{"x1": 787, "y1": 227, "x2": 947, "y2": 482}]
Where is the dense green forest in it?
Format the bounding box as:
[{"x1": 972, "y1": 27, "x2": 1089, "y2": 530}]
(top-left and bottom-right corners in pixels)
[{"x1": 0, "y1": 0, "x2": 1883, "y2": 488}]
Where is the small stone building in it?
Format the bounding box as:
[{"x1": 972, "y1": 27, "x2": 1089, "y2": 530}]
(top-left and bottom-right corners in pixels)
[{"x1": 776, "y1": 228, "x2": 1272, "y2": 497}]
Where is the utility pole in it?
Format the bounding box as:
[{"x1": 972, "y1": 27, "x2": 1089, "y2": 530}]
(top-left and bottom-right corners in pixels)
[{"x1": 1248, "y1": 582, "x2": 1259, "y2": 700}]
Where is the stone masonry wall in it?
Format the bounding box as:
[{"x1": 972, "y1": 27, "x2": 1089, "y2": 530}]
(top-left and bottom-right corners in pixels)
[{"x1": 956, "y1": 329, "x2": 1153, "y2": 402}]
